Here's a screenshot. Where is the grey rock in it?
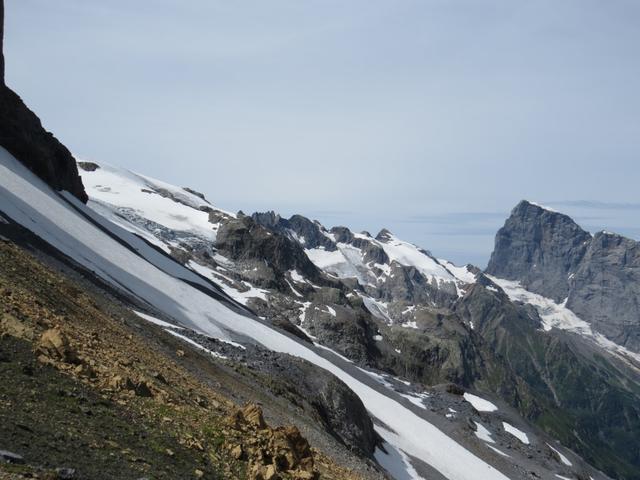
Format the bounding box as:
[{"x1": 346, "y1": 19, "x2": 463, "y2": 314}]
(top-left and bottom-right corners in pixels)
[
  {"x1": 77, "y1": 161, "x2": 100, "y2": 172},
  {"x1": 486, "y1": 200, "x2": 640, "y2": 352},
  {"x1": 252, "y1": 211, "x2": 337, "y2": 251},
  {"x1": 182, "y1": 186, "x2": 207, "y2": 201},
  {"x1": 567, "y1": 231, "x2": 640, "y2": 352},
  {"x1": 486, "y1": 200, "x2": 591, "y2": 301},
  {"x1": 55, "y1": 467, "x2": 77, "y2": 479},
  {"x1": 0, "y1": 449, "x2": 24, "y2": 464},
  {"x1": 216, "y1": 215, "x2": 324, "y2": 288}
]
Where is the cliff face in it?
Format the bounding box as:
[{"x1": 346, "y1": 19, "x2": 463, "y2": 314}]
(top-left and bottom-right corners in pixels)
[
  {"x1": 487, "y1": 200, "x2": 640, "y2": 353},
  {"x1": 567, "y1": 232, "x2": 640, "y2": 352},
  {"x1": 486, "y1": 200, "x2": 591, "y2": 301},
  {"x1": 0, "y1": 0, "x2": 87, "y2": 202}
]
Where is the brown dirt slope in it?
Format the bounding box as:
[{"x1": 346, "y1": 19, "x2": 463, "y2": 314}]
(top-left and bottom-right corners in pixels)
[{"x1": 0, "y1": 239, "x2": 375, "y2": 480}]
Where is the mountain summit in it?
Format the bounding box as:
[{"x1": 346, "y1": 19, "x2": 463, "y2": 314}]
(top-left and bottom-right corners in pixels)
[{"x1": 487, "y1": 199, "x2": 640, "y2": 353}]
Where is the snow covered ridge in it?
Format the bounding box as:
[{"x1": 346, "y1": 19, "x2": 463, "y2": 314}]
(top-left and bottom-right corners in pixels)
[
  {"x1": 78, "y1": 160, "x2": 477, "y2": 330},
  {"x1": 77, "y1": 161, "x2": 234, "y2": 250},
  {"x1": 487, "y1": 275, "x2": 640, "y2": 367},
  {"x1": 0, "y1": 148, "x2": 512, "y2": 480},
  {"x1": 303, "y1": 229, "x2": 474, "y2": 293}
]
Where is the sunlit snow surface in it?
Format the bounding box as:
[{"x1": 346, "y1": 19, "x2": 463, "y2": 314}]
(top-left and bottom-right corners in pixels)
[
  {"x1": 78, "y1": 162, "x2": 228, "y2": 240},
  {"x1": 547, "y1": 443, "x2": 573, "y2": 467},
  {"x1": 474, "y1": 422, "x2": 495, "y2": 444},
  {"x1": 304, "y1": 231, "x2": 463, "y2": 293},
  {"x1": 463, "y1": 392, "x2": 498, "y2": 412},
  {"x1": 502, "y1": 422, "x2": 529, "y2": 445},
  {"x1": 0, "y1": 149, "x2": 511, "y2": 480},
  {"x1": 488, "y1": 276, "x2": 640, "y2": 366}
]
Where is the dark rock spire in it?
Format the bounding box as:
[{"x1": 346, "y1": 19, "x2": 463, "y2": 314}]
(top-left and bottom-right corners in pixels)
[{"x1": 0, "y1": 0, "x2": 87, "y2": 202}]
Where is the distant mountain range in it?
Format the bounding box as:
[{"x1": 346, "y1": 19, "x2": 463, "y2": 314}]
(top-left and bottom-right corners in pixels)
[{"x1": 0, "y1": 3, "x2": 639, "y2": 478}]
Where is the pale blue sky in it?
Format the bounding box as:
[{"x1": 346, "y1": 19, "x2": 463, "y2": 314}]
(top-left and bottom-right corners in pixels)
[{"x1": 5, "y1": 0, "x2": 640, "y2": 266}]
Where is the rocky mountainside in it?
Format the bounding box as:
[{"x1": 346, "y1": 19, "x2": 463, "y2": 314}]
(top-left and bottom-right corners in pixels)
[
  {"x1": 73, "y1": 161, "x2": 640, "y2": 480},
  {"x1": 1, "y1": 5, "x2": 639, "y2": 479},
  {"x1": 487, "y1": 200, "x2": 640, "y2": 353}
]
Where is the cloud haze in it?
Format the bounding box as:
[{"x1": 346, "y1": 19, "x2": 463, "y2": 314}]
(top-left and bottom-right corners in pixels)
[{"x1": 5, "y1": 0, "x2": 640, "y2": 265}]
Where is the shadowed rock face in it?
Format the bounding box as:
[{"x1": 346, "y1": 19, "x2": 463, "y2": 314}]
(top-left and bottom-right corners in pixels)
[
  {"x1": 486, "y1": 201, "x2": 591, "y2": 301},
  {"x1": 0, "y1": 0, "x2": 87, "y2": 202},
  {"x1": 487, "y1": 200, "x2": 640, "y2": 353},
  {"x1": 216, "y1": 215, "x2": 324, "y2": 287},
  {"x1": 1, "y1": 1, "x2": 4, "y2": 85},
  {"x1": 568, "y1": 232, "x2": 640, "y2": 352}
]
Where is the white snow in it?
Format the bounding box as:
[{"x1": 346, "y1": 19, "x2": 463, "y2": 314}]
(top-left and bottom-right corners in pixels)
[
  {"x1": 464, "y1": 393, "x2": 498, "y2": 412},
  {"x1": 547, "y1": 443, "x2": 572, "y2": 466},
  {"x1": 526, "y1": 201, "x2": 557, "y2": 213},
  {"x1": 78, "y1": 161, "x2": 228, "y2": 240},
  {"x1": 474, "y1": 422, "x2": 495, "y2": 444},
  {"x1": 304, "y1": 247, "x2": 360, "y2": 279},
  {"x1": 298, "y1": 301, "x2": 312, "y2": 323},
  {"x1": 502, "y1": 422, "x2": 529, "y2": 444},
  {"x1": 285, "y1": 279, "x2": 304, "y2": 298},
  {"x1": 487, "y1": 445, "x2": 510, "y2": 458},
  {"x1": 400, "y1": 392, "x2": 429, "y2": 409},
  {"x1": 380, "y1": 233, "x2": 454, "y2": 283},
  {"x1": 402, "y1": 305, "x2": 416, "y2": 315},
  {"x1": 402, "y1": 321, "x2": 419, "y2": 329},
  {"x1": 133, "y1": 310, "x2": 183, "y2": 330},
  {"x1": 489, "y1": 276, "x2": 640, "y2": 366},
  {"x1": 289, "y1": 269, "x2": 307, "y2": 284},
  {"x1": 326, "y1": 306, "x2": 337, "y2": 317},
  {"x1": 166, "y1": 330, "x2": 227, "y2": 359},
  {"x1": 305, "y1": 231, "x2": 462, "y2": 295},
  {"x1": 189, "y1": 261, "x2": 269, "y2": 305},
  {"x1": 0, "y1": 148, "x2": 511, "y2": 480},
  {"x1": 361, "y1": 296, "x2": 393, "y2": 324},
  {"x1": 375, "y1": 426, "x2": 422, "y2": 480},
  {"x1": 440, "y1": 260, "x2": 477, "y2": 284}
]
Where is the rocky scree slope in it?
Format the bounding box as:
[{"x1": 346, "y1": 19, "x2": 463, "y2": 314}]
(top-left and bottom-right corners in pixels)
[{"x1": 0, "y1": 227, "x2": 382, "y2": 480}]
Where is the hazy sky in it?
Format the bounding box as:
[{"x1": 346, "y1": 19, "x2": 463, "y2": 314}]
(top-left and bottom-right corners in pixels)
[{"x1": 5, "y1": 1, "x2": 640, "y2": 266}]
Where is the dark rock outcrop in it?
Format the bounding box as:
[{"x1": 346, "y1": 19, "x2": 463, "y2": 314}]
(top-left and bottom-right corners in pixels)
[
  {"x1": 216, "y1": 215, "x2": 324, "y2": 287},
  {"x1": 244, "y1": 351, "x2": 378, "y2": 457},
  {"x1": 0, "y1": 1, "x2": 87, "y2": 202},
  {"x1": 251, "y1": 211, "x2": 337, "y2": 251}
]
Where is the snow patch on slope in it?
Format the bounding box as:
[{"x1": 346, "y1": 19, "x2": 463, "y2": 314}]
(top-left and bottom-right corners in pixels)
[
  {"x1": 502, "y1": 422, "x2": 529, "y2": 445},
  {"x1": 464, "y1": 393, "x2": 498, "y2": 412},
  {"x1": 79, "y1": 162, "x2": 223, "y2": 240},
  {"x1": 488, "y1": 276, "x2": 640, "y2": 366}
]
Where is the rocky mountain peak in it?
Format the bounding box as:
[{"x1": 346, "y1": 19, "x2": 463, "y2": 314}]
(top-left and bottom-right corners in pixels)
[
  {"x1": 486, "y1": 200, "x2": 591, "y2": 301},
  {"x1": 329, "y1": 226, "x2": 354, "y2": 243},
  {"x1": 251, "y1": 210, "x2": 282, "y2": 229},
  {"x1": 375, "y1": 228, "x2": 393, "y2": 242}
]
